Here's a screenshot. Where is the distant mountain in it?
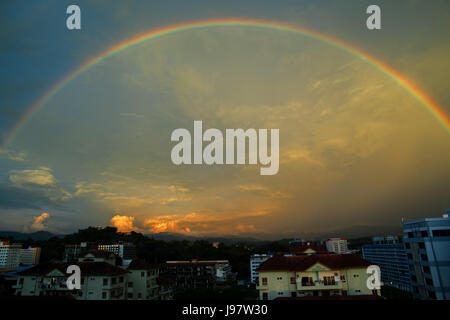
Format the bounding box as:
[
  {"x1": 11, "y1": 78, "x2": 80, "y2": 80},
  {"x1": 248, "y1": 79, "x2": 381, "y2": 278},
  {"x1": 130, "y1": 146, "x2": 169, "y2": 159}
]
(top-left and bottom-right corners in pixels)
[
  {"x1": 0, "y1": 230, "x2": 62, "y2": 241},
  {"x1": 145, "y1": 232, "x2": 267, "y2": 244}
]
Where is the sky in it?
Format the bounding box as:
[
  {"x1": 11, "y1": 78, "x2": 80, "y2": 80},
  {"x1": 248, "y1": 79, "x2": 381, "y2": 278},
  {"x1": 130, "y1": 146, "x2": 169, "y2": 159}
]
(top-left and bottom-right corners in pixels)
[{"x1": 0, "y1": 0, "x2": 449, "y2": 239}]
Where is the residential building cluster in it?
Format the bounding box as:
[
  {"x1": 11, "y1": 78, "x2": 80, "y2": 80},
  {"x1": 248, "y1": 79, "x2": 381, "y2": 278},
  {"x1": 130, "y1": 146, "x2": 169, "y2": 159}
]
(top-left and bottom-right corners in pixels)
[{"x1": 13, "y1": 249, "x2": 174, "y2": 300}]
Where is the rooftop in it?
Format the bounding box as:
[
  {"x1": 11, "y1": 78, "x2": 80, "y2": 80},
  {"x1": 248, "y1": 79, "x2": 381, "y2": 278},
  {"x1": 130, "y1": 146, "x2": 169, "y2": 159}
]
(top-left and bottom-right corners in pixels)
[
  {"x1": 257, "y1": 254, "x2": 371, "y2": 272},
  {"x1": 18, "y1": 262, "x2": 129, "y2": 276}
]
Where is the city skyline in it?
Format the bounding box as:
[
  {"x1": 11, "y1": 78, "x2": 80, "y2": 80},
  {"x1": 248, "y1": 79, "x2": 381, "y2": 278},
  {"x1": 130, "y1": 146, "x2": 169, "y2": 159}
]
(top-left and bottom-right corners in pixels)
[{"x1": 1, "y1": 0, "x2": 449, "y2": 238}]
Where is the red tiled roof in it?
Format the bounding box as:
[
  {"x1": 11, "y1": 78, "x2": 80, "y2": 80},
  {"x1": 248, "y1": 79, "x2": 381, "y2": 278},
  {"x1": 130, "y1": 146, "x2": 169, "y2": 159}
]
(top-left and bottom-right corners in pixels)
[
  {"x1": 18, "y1": 262, "x2": 129, "y2": 276},
  {"x1": 289, "y1": 244, "x2": 328, "y2": 254},
  {"x1": 166, "y1": 260, "x2": 229, "y2": 265},
  {"x1": 257, "y1": 254, "x2": 370, "y2": 272}
]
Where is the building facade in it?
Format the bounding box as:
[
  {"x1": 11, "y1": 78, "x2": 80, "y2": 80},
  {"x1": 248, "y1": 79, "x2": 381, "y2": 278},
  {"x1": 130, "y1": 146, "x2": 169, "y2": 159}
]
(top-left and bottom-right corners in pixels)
[
  {"x1": 256, "y1": 254, "x2": 380, "y2": 300},
  {"x1": 165, "y1": 259, "x2": 231, "y2": 291},
  {"x1": 98, "y1": 243, "x2": 137, "y2": 262},
  {"x1": 20, "y1": 247, "x2": 41, "y2": 266},
  {"x1": 403, "y1": 213, "x2": 450, "y2": 300},
  {"x1": 362, "y1": 238, "x2": 411, "y2": 292},
  {"x1": 326, "y1": 238, "x2": 349, "y2": 254},
  {"x1": 0, "y1": 242, "x2": 22, "y2": 269},
  {"x1": 126, "y1": 259, "x2": 173, "y2": 300},
  {"x1": 250, "y1": 254, "x2": 273, "y2": 284},
  {"x1": 14, "y1": 262, "x2": 128, "y2": 299}
]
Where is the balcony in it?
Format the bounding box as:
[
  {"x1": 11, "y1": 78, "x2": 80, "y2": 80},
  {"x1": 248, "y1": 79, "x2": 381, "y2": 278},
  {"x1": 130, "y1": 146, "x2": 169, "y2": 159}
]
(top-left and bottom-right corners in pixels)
[
  {"x1": 40, "y1": 282, "x2": 70, "y2": 291},
  {"x1": 296, "y1": 279, "x2": 343, "y2": 290}
]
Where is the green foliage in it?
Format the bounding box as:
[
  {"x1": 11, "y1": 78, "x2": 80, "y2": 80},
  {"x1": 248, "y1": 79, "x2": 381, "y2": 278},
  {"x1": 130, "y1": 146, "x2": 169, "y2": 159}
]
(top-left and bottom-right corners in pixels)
[{"x1": 16, "y1": 227, "x2": 289, "y2": 280}]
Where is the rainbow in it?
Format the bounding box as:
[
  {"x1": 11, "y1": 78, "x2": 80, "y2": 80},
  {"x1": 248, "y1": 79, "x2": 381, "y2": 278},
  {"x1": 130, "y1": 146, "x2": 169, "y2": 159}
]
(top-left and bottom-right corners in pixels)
[{"x1": 1, "y1": 18, "x2": 449, "y2": 152}]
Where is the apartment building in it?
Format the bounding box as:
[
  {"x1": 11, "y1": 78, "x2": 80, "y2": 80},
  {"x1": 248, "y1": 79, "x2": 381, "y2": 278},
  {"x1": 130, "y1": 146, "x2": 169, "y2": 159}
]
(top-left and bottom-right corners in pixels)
[
  {"x1": 98, "y1": 243, "x2": 137, "y2": 260},
  {"x1": 403, "y1": 213, "x2": 450, "y2": 300},
  {"x1": 326, "y1": 238, "x2": 349, "y2": 254},
  {"x1": 14, "y1": 261, "x2": 128, "y2": 299},
  {"x1": 250, "y1": 254, "x2": 273, "y2": 284},
  {"x1": 63, "y1": 242, "x2": 97, "y2": 262},
  {"x1": 165, "y1": 259, "x2": 231, "y2": 291},
  {"x1": 0, "y1": 242, "x2": 22, "y2": 269},
  {"x1": 362, "y1": 237, "x2": 411, "y2": 292},
  {"x1": 126, "y1": 259, "x2": 172, "y2": 300},
  {"x1": 256, "y1": 254, "x2": 380, "y2": 300},
  {"x1": 20, "y1": 247, "x2": 41, "y2": 266}
]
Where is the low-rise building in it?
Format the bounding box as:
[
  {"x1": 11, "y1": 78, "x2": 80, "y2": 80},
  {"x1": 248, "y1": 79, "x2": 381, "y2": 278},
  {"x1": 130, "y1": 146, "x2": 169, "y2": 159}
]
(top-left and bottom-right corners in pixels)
[
  {"x1": 14, "y1": 262, "x2": 129, "y2": 300},
  {"x1": 165, "y1": 259, "x2": 231, "y2": 291},
  {"x1": 126, "y1": 259, "x2": 167, "y2": 300},
  {"x1": 256, "y1": 254, "x2": 380, "y2": 300}
]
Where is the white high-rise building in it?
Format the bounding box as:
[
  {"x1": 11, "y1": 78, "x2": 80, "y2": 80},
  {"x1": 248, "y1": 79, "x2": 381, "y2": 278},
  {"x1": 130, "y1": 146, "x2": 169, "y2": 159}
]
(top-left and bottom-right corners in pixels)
[
  {"x1": 0, "y1": 242, "x2": 22, "y2": 269},
  {"x1": 20, "y1": 247, "x2": 41, "y2": 265},
  {"x1": 326, "y1": 238, "x2": 349, "y2": 254},
  {"x1": 250, "y1": 254, "x2": 273, "y2": 284}
]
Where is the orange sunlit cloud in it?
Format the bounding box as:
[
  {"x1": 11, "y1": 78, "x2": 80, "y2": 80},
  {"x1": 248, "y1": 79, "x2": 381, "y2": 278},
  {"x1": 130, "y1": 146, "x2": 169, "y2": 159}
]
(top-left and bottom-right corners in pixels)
[{"x1": 110, "y1": 215, "x2": 139, "y2": 232}]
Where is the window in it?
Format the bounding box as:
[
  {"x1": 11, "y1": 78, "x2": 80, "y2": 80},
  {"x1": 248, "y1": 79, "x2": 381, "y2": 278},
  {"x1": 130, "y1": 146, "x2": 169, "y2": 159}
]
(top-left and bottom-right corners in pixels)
[
  {"x1": 428, "y1": 291, "x2": 436, "y2": 299},
  {"x1": 341, "y1": 290, "x2": 347, "y2": 296},
  {"x1": 405, "y1": 243, "x2": 410, "y2": 249},
  {"x1": 278, "y1": 292, "x2": 283, "y2": 295},
  {"x1": 426, "y1": 278, "x2": 433, "y2": 286},
  {"x1": 261, "y1": 278, "x2": 267, "y2": 286},
  {"x1": 408, "y1": 232, "x2": 414, "y2": 238},
  {"x1": 340, "y1": 275, "x2": 346, "y2": 281},
  {"x1": 262, "y1": 292, "x2": 268, "y2": 300},
  {"x1": 102, "y1": 292, "x2": 107, "y2": 299},
  {"x1": 291, "y1": 292, "x2": 297, "y2": 297},
  {"x1": 290, "y1": 277, "x2": 296, "y2": 284},
  {"x1": 423, "y1": 266, "x2": 431, "y2": 274},
  {"x1": 433, "y1": 229, "x2": 450, "y2": 237},
  {"x1": 355, "y1": 289, "x2": 361, "y2": 293},
  {"x1": 127, "y1": 293, "x2": 133, "y2": 298},
  {"x1": 141, "y1": 272, "x2": 145, "y2": 277},
  {"x1": 353, "y1": 274, "x2": 359, "y2": 278},
  {"x1": 301, "y1": 277, "x2": 314, "y2": 286},
  {"x1": 19, "y1": 278, "x2": 24, "y2": 284},
  {"x1": 111, "y1": 278, "x2": 117, "y2": 285},
  {"x1": 418, "y1": 242, "x2": 425, "y2": 249},
  {"x1": 407, "y1": 254, "x2": 413, "y2": 259},
  {"x1": 323, "y1": 276, "x2": 336, "y2": 286},
  {"x1": 372, "y1": 289, "x2": 378, "y2": 295},
  {"x1": 103, "y1": 278, "x2": 108, "y2": 286},
  {"x1": 276, "y1": 277, "x2": 283, "y2": 280},
  {"x1": 421, "y1": 231, "x2": 428, "y2": 237},
  {"x1": 119, "y1": 276, "x2": 124, "y2": 283},
  {"x1": 128, "y1": 282, "x2": 133, "y2": 288},
  {"x1": 138, "y1": 293, "x2": 142, "y2": 298},
  {"x1": 421, "y1": 254, "x2": 428, "y2": 261},
  {"x1": 411, "y1": 275, "x2": 417, "y2": 282},
  {"x1": 78, "y1": 291, "x2": 83, "y2": 296}
]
